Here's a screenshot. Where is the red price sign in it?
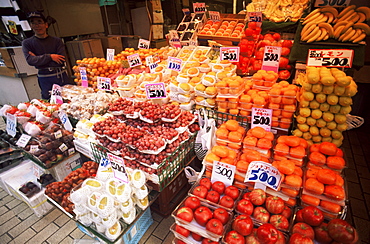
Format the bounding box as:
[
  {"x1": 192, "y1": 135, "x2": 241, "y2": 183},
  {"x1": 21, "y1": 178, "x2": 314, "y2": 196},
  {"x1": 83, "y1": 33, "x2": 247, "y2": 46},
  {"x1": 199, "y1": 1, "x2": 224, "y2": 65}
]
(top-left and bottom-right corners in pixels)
[
  {"x1": 251, "y1": 107, "x2": 272, "y2": 131},
  {"x1": 307, "y1": 49, "x2": 354, "y2": 68},
  {"x1": 262, "y1": 46, "x2": 281, "y2": 73},
  {"x1": 127, "y1": 53, "x2": 142, "y2": 67},
  {"x1": 79, "y1": 67, "x2": 88, "y2": 87},
  {"x1": 220, "y1": 47, "x2": 240, "y2": 62},
  {"x1": 193, "y1": 2, "x2": 206, "y2": 13},
  {"x1": 247, "y1": 12, "x2": 262, "y2": 27}
]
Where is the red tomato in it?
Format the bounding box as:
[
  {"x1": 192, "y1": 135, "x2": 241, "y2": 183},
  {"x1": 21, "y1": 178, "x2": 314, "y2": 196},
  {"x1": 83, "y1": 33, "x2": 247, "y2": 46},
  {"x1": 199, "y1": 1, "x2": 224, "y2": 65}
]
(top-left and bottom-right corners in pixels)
[
  {"x1": 278, "y1": 57, "x2": 289, "y2": 69},
  {"x1": 272, "y1": 33, "x2": 281, "y2": 41},
  {"x1": 249, "y1": 189, "x2": 266, "y2": 206},
  {"x1": 253, "y1": 206, "x2": 270, "y2": 223},
  {"x1": 175, "y1": 224, "x2": 190, "y2": 237},
  {"x1": 275, "y1": 230, "x2": 286, "y2": 244},
  {"x1": 265, "y1": 196, "x2": 284, "y2": 214},
  {"x1": 206, "y1": 218, "x2": 224, "y2": 235},
  {"x1": 225, "y1": 185, "x2": 239, "y2": 200},
  {"x1": 295, "y1": 209, "x2": 304, "y2": 222},
  {"x1": 236, "y1": 199, "x2": 254, "y2": 215},
  {"x1": 280, "y1": 205, "x2": 292, "y2": 220},
  {"x1": 314, "y1": 222, "x2": 333, "y2": 244},
  {"x1": 248, "y1": 22, "x2": 257, "y2": 30},
  {"x1": 257, "y1": 223, "x2": 279, "y2": 244},
  {"x1": 225, "y1": 230, "x2": 245, "y2": 244},
  {"x1": 191, "y1": 232, "x2": 203, "y2": 241},
  {"x1": 242, "y1": 192, "x2": 251, "y2": 200},
  {"x1": 206, "y1": 190, "x2": 220, "y2": 203},
  {"x1": 213, "y1": 208, "x2": 230, "y2": 225},
  {"x1": 199, "y1": 178, "x2": 212, "y2": 190},
  {"x1": 278, "y1": 70, "x2": 291, "y2": 80},
  {"x1": 232, "y1": 214, "x2": 253, "y2": 236},
  {"x1": 184, "y1": 196, "x2": 201, "y2": 210},
  {"x1": 176, "y1": 206, "x2": 193, "y2": 222},
  {"x1": 281, "y1": 40, "x2": 293, "y2": 49},
  {"x1": 219, "y1": 195, "x2": 235, "y2": 209},
  {"x1": 244, "y1": 28, "x2": 253, "y2": 37},
  {"x1": 289, "y1": 233, "x2": 314, "y2": 244},
  {"x1": 194, "y1": 206, "x2": 213, "y2": 226},
  {"x1": 175, "y1": 239, "x2": 187, "y2": 244},
  {"x1": 280, "y1": 47, "x2": 290, "y2": 56},
  {"x1": 327, "y1": 219, "x2": 358, "y2": 244},
  {"x1": 212, "y1": 181, "x2": 225, "y2": 195},
  {"x1": 302, "y1": 206, "x2": 324, "y2": 227},
  {"x1": 192, "y1": 185, "x2": 208, "y2": 199},
  {"x1": 269, "y1": 214, "x2": 289, "y2": 230},
  {"x1": 245, "y1": 229, "x2": 261, "y2": 244},
  {"x1": 202, "y1": 238, "x2": 218, "y2": 244},
  {"x1": 292, "y1": 222, "x2": 315, "y2": 240}
]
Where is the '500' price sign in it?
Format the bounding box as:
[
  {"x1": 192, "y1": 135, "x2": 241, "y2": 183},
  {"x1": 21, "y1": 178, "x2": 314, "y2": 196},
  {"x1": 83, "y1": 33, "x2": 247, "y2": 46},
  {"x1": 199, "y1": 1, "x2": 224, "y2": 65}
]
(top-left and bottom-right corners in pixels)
[
  {"x1": 97, "y1": 77, "x2": 111, "y2": 91},
  {"x1": 127, "y1": 53, "x2": 142, "y2": 68},
  {"x1": 167, "y1": 57, "x2": 182, "y2": 72},
  {"x1": 245, "y1": 161, "x2": 282, "y2": 190},
  {"x1": 251, "y1": 107, "x2": 272, "y2": 131},
  {"x1": 220, "y1": 47, "x2": 240, "y2": 62},
  {"x1": 315, "y1": 0, "x2": 350, "y2": 7},
  {"x1": 307, "y1": 49, "x2": 354, "y2": 68},
  {"x1": 193, "y1": 2, "x2": 206, "y2": 13},
  {"x1": 211, "y1": 161, "x2": 236, "y2": 186},
  {"x1": 145, "y1": 82, "x2": 167, "y2": 99},
  {"x1": 261, "y1": 46, "x2": 281, "y2": 73},
  {"x1": 248, "y1": 12, "x2": 263, "y2": 27}
]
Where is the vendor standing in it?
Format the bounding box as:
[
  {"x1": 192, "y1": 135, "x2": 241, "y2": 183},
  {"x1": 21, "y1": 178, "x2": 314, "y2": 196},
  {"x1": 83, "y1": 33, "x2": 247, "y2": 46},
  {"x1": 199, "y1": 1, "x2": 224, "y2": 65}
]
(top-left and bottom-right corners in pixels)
[{"x1": 22, "y1": 12, "x2": 69, "y2": 100}]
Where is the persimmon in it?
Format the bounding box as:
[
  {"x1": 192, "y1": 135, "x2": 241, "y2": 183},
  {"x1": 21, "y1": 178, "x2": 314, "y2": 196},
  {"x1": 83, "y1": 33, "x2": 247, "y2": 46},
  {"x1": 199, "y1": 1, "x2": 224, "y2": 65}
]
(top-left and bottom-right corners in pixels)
[
  {"x1": 274, "y1": 155, "x2": 288, "y2": 161},
  {"x1": 320, "y1": 200, "x2": 341, "y2": 213},
  {"x1": 234, "y1": 173, "x2": 246, "y2": 183},
  {"x1": 324, "y1": 185, "x2": 345, "y2": 201},
  {"x1": 281, "y1": 187, "x2": 299, "y2": 197},
  {"x1": 243, "y1": 136, "x2": 258, "y2": 147},
  {"x1": 242, "y1": 150, "x2": 262, "y2": 162},
  {"x1": 227, "y1": 149, "x2": 237, "y2": 160},
  {"x1": 301, "y1": 194, "x2": 320, "y2": 206},
  {"x1": 326, "y1": 156, "x2": 346, "y2": 170},
  {"x1": 285, "y1": 197, "x2": 296, "y2": 207},
  {"x1": 289, "y1": 146, "x2": 306, "y2": 159},
  {"x1": 228, "y1": 142, "x2": 241, "y2": 150},
  {"x1": 309, "y1": 151, "x2": 326, "y2": 166},
  {"x1": 306, "y1": 167, "x2": 319, "y2": 179},
  {"x1": 260, "y1": 156, "x2": 270, "y2": 163},
  {"x1": 299, "y1": 138, "x2": 308, "y2": 149},
  {"x1": 284, "y1": 104, "x2": 296, "y2": 112},
  {"x1": 277, "y1": 159, "x2": 295, "y2": 175},
  {"x1": 211, "y1": 145, "x2": 229, "y2": 158},
  {"x1": 251, "y1": 126, "x2": 266, "y2": 139},
  {"x1": 228, "y1": 131, "x2": 243, "y2": 143},
  {"x1": 221, "y1": 157, "x2": 236, "y2": 165},
  {"x1": 316, "y1": 168, "x2": 337, "y2": 185},
  {"x1": 335, "y1": 148, "x2": 344, "y2": 157},
  {"x1": 293, "y1": 166, "x2": 303, "y2": 177},
  {"x1": 216, "y1": 128, "x2": 229, "y2": 140},
  {"x1": 275, "y1": 143, "x2": 289, "y2": 156},
  {"x1": 285, "y1": 136, "x2": 301, "y2": 147},
  {"x1": 205, "y1": 153, "x2": 220, "y2": 164},
  {"x1": 264, "y1": 132, "x2": 274, "y2": 141},
  {"x1": 257, "y1": 138, "x2": 272, "y2": 149},
  {"x1": 233, "y1": 181, "x2": 247, "y2": 189},
  {"x1": 237, "y1": 126, "x2": 246, "y2": 135},
  {"x1": 277, "y1": 135, "x2": 289, "y2": 144},
  {"x1": 225, "y1": 120, "x2": 240, "y2": 131},
  {"x1": 305, "y1": 178, "x2": 325, "y2": 195},
  {"x1": 310, "y1": 144, "x2": 320, "y2": 152},
  {"x1": 216, "y1": 140, "x2": 228, "y2": 146},
  {"x1": 271, "y1": 161, "x2": 279, "y2": 169},
  {"x1": 291, "y1": 159, "x2": 303, "y2": 167},
  {"x1": 284, "y1": 174, "x2": 302, "y2": 188},
  {"x1": 335, "y1": 174, "x2": 344, "y2": 187},
  {"x1": 205, "y1": 170, "x2": 212, "y2": 178},
  {"x1": 319, "y1": 142, "x2": 337, "y2": 156},
  {"x1": 281, "y1": 110, "x2": 294, "y2": 118},
  {"x1": 236, "y1": 160, "x2": 250, "y2": 173}
]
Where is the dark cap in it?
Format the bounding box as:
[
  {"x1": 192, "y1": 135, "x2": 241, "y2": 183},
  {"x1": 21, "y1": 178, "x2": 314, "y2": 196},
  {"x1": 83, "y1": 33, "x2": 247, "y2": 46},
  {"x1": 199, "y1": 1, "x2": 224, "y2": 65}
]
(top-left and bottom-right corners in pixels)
[{"x1": 27, "y1": 11, "x2": 46, "y2": 22}]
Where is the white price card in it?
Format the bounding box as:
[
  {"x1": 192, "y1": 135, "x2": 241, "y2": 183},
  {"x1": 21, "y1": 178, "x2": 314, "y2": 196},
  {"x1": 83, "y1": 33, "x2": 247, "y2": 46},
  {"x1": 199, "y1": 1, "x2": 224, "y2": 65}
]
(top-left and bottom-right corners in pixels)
[
  {"x1": 193, "y1": 2, "x2": 206, "y2": 13},
  {"x1": 59, "y1": 111, "x2": 73, "y2": 131},
  {"x1": 30, "y1": 145, "x2": 39, "y2": 154},
  {"x1": 32, "y1": 164, "x2": 43, "y2": 179},
  {"x1": 16, "y1": 134, "x2": 31, "y2": 148},
  {"x1": 167, "y1": 56, "x2": 183, "y2": 72},
  {"x1": 220, "y1": 47, "x2": 240, "y2": 62},
  {"x1": 68, "y1": 148, "x2": 75, "y2": 156},
  {"x1": 54, "y1": 130, "x2": 62, "y2": 139},
  {"x1": 107, "y1": 48, "x2": 115, "y2": 61},
  {"x1": 245, "y1": 161, "x2": 282, "y2": 191},
  {"x1": 59, "y1": 143, "x2": 68, "y2": 152},
  {"x1": 79, "y1": 67, "x2": 88, "y2": 87},
  {"x1": 97, "y1": 77, "x2": 112, "y2": 91},
  {"x1": 138, "y1": 39, "x2": 150, "y2": 49},
  {"x1": 6, "y1": 113, "x2": 17, "y2": 137},
  {"x1": 211, "y1": 161, "x2": 236, "y2": 187},
  {"x1": 127, "y1": 53, "x2": 142, "y2": 68},
  {"x1": 314, "y1": 0, "x2": 351, "y2": 7},
  {"x1": 107, "y1": 153, "x2": 129, "y2": 183},
  {"x1": 146, "y1": 55, "x2": 158, "y2": 73},
  {"x1": 209, "y1": 11, "x2": 221, "y2": 21},
  {"x1": 145, "y1": 82, "x2": 167, "y2": 99},
  {"x1": 261, "y1": 46, "x2": 281, "y2": 73},
  {"x1": 247, "y1": 12, "x2": 263, "y2": 27},
  {"x1": 251, "y1": 107, "x2": 272, "y2": 131},
  {"x1": 307, "y1": 49, "x2": 354, "y2": 68},
  {"x1": 50, "y1": 84, "x2": 63, "y2": 104}
]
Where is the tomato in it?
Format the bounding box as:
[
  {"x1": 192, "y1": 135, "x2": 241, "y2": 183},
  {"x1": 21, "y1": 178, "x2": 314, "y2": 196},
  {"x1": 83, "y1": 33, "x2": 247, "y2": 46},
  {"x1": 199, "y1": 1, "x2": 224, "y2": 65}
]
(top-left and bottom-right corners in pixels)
[
  {"x1": 219, "y1": 195, "x2": 235, "y2": 209},
  {"x1": 249, "y1": 188, "x2": 266, "y2": 206},
  {"x1": 206, "y1": 190, "x2": 220, "y2": 203},
  {"x1": 302, "y1": 206, "x2": 324, "y2": 227},
  {"x1": 280, "y1": 205, "x2": 292, "y2": 219},
  {"x1": 326, "y1": 156, "x2": 346, "y2": 170},
  {"x1": 327, "y1": 219, "x2": 358, "y2": 243},
  {"x1": 275, "y1": 230, "x2": 286, "y2": 244},
  {"x1": 225, "y1": 185, "x2": 240, "y2": 200},
  {"x1": 225, "y1": 230, "x2": 245, "y2": 244},
  {"x1": 212, "y1": 181, "x2": 225, "y2": 195},
  {"x1": 206, "y1": 218, "x2": 224, "y2": 235},
  {"x1": 265, "y1": 196, "x2": 284, "y2": 214},
  {"x1": 213, "y1": 208, "x2": 229, "y2": 225},
  {"x1": 232, "y1": 214, "x2": 253, "y2": 236},
  {"x1": 236, "y1": 198, "x2": 254, "y2": 215},
  {"x1": 253, "y1": 206, "x2": 270, "y2": 223},
  {"x1": 245, "y1": 229, "x2": 261, "y2": 244},
  {"x1": 292, "y1": 222, "x2": 315, "y2": 240},
  {"x1": 191, "y1": 232, "x2": 203, "y2": 241},
  {"x1": 314, "y1": 222, "x2": 333, "y2": 244},
  {"x1": 194, "y1": 206, "x2": 213, "y2": 226},
  {"x1": 256, "y1": 223, "x2": 278, "y2": 244},
  {"x1": 202, "y1": 238, "x2": 218, "y2": 244},
  {"x1": 176, "y1": 207, "x2": 193, "y2": 222},
  {"x1": 269, "y1": 214, "x2": 289, "y2": 230},
  {"x1": 288, "y1": 233, "x2": 314, "y2": 244},
  {"x1": 295, "y1": 209, "x2": 304, "y2": 222},
  {"x1": 184, "y1": 196, "x2": 201, "y2": 210},
  {"x1": 175, "y1": 239, "x2": 187, "y2": 244},
  {"x1": 199, "y1": 177, "x2": 212, "y2": 190},
  {"x1": 175, "y1": 224, "x2": 190, "y2": 237},
  {"x1": 192, "y1": 185, "x2": 208, "y2": 199},
  {"x1": 243, "y1": 191, "x2": 251, "y2": 200}
]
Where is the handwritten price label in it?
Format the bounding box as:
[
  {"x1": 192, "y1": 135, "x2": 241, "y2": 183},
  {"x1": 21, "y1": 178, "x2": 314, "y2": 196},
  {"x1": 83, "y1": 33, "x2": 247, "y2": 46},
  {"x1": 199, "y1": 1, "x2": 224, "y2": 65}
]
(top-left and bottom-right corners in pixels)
[
  {"x1": 146, "y1": 55, "x2": 158, "y2": 73},
  {"x1": 59, "y1": 143, "x2": 68, "y2": 152},
  {"x1": 6, "y1": 114, "x2": 17, "y2": 137},
  {"x1": 248, "y1": 12, "x2": 263, "y2": 27},
  {"x1": 97, "y1": 77, "x2": 112, "y2": 91},
  {"x1": 30, "y1": 145, "x2": 39, "y2": 154},
  {"x1": 315, "y1": 0, "x2": 350, "y2": 7},
  {"x1": 138, "y1": 39, "x2": 150, "y2": 49},
  {"x1": 107, "y1": 153, "x2": 128, "y2": 183},
  {"x1": 50, "y1": 84, "x2": 63, "y2": 104},
  {"x1": 251, "y1": 107, "x2": 272, "y2": 131},
  {"x1": 262, "y1": 46, "x2": 281, "y2": 73},
  {"x1": 211, "y1": 161, "x2": 236, "y2": 187},
  {"x1": 245, "y1": 161, "x2": 282, "y2": 190},
  {"x1": 106, "y1": 48, "x2": 115, "y2": 61},
  {"x1": 307, "y1": 49, "x2": 353, "y2": 68},
  {"x1": 79, "y1": 67, "x2": 88, "y2": 87},
  {"x1": 127, "y1": 53, "x2": 142, "y2": 68},
  {"x1": 59, "y1": 111, "x2": 72, "y2": 131},
  {"x1": 167, "y1": 57, "x2": 182, "y2": 72},
  {"x1": 220, "y1": 47, "x2": 240, "y2": 62},
  {"x1": 209, "y1": 11, "x2": 221, "y2": 21},
  {"x1": 145, "y1": 83, "x2": 166, "y2": 99},
  {"x1": 193, "y1": 2, "x2": 206, "y2": 13},
  {"x1": 16, "y1": 134, "x2": 31, "y2": 147}
]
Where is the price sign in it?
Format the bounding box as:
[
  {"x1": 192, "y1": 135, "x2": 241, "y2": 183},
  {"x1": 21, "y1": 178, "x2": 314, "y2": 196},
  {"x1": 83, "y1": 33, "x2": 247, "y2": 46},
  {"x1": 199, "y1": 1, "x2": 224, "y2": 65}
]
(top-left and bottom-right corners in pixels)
[
  {"x1": 146, "y1": 55, "x2": 158, "y2": 73},
  {"x1": 97, "y1": 77, "x2": 112, "y2": 91},
  {"x1": 6, "y1": 114, "x2": 16, "y2": 137},
  {"x1": 79, "y1": 67, "x2": 88, "y2": 87},
  {"x1": 106, "y1": 48, "x2": 115, "y2": 61},
  {"x1": 16, "y1": 134, "x2": 31, "y2": 148},
  {"x1": 245, "y1": 161, "x2": 282, "y2": 191},
  {"x1": 193, "y1": 2, "x2": 206, "y2": 13},
  {"x1": 68, "y1": 148, "x2": 75, "y2": 156},
  {"x1": 220, "y1": 47, "x2": 240, "y2": 62},
  {"x1": 315, "y1": 0, "x2": 350, "y2": 7},
  {"x1": 138, "y1": 39, "x2": 150, "y2": 49},
  {"x1": 32, "y1": 164, "x2": 43, "y2": 179},
  {"x1": 251, "y1": 107, "x2": 272, "y2": 131},
  {"x1": 8, "y1": 20, "x2": 18, "y2": 35},
  {"x1": 107, "y1": 153, "x2": 128, "y2": 183},
  {"x1": 50, "y1": 84, "x2": 63, "y2": 104},
  {"x1": 54, "y1": 130, "x2": 62, "y2": 139},
  {"x1": 145, "y1": 82, "x2": 167, "y2": 99},
  {"x1": 209, "y1": 11, "x2": 221, "y2": 21},
  {"x1": 127, "y1": 53, "x2": 142, "y2": 68},
  {"x1": 30, "y1": 145, "x2": 39, "y2": 154},
  {"x1": 211, "y1": 161, "x2": 236, "y2": 186},
  {"x1": 167, "y1": 56, "x2": 183, "y2": 72},
  {"x1": 307, "y1": 49, "x2": 354, "y2": 68},
  {"x1": 261, "y1": 46, "x2": 282, "y2": 73},
  {"x1": 59, "y1": 111, "x2": 72, "y2": 131},
  {"x1": 248, "y1": 12, "x2": 263, "y2": 27},
  {"x1": 59, "y1": 143, "x2": 68, "y2": 152}
]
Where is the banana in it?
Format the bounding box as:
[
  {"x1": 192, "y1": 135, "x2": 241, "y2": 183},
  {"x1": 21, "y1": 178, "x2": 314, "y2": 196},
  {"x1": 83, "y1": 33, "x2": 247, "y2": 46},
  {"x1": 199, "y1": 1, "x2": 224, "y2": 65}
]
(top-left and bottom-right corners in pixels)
[
  {"x1": 347, "y1": 13, "x2": 360, "y2": 23},
  {"x1": 303, "y1": 11, "x2": 322, "y2": 25},
  {"x1": 353, "y1": 33, "x2": 366, "y2": 43},
  {"x1": 303, "y1": 26, "x2": 320, "y2": 42},
  {"x1": 337, "y1": 9, "x2": 356, "y2": 23},
  {"x1": 303, "y1": 13, "x2": 325, "y2": 25},
  {"x1": 320, "y1": 6, "x2": 338, "y2": 18},
  {"x1": 316, "y1": 28, "x2": 328, "y2": 41},
  {"x1": 340, "y1": 28, "x2": 356, "y2": 42},
  {"x1": 340, "y1": 22, "x2": 354, "y2": 35},
  {"x1": 307, "y1": 29, "x2": 322, "y2": 43},
  {"x1": 333, "y1": 20, "x2": 349, "y2": 30},
  {"x1": 356, "y1": 6, "x2": 370, "y2": 21},
  {"x1": 323, "y1": 12, "x2": 335, "y2": 24},
  {"x1": 317, "y1": 14, "x2": 328, "y2": 24},
  {"x1": 318, "y1": 22, "x2": 334, "y2": 38},
  {"x1": 301, "y1": 24, "x2": 318, "y2": 41},
  {"x1": 357, "y1": 12, "x2": 367, "y2": 23},
  {"x1": 334, "y1": 26, "x2": 345, "y2": 39},
  {"x1": 353, "y1": 23, "x2": 370, "y2": 35},
  {"x1": 304, "y1": 8, "x2": 321, "y2": 21},
  {"x1": 337, "y1": 5, "x2": 356, "y2": 19},
  {"x1": 349, "y1": 29, "x2": 364, "y2": 41},
  {"x1": 324, "y1": 33, "x2": 330, "y2": 40},
  {"x1": 301, "y1": 22, "x2": 317, "y2": 35}
]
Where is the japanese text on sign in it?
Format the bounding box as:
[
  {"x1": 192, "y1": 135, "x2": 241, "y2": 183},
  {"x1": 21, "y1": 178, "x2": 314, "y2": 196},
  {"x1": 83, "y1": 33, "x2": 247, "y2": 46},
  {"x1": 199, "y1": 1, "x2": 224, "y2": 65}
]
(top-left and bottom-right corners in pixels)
[
  {"x1": 193, "y1": 2, "x2": 206, "y2": 13},
  {"x1": 138, "y1": 39, "x2": 150, "y2": 49},
  {"x1": 248, "y1": 12, "x2": 263, "y2": 27},
  {"x1": 97, "y1": 77, "x2": 112, "y2": 91},
  {"x1": 145, "y1": 83, "x2": 167, "y2": 99},
  {"x1": 107, "y1": 49, "x2": 115, "y2": 61},
  {"x1": 59, "y1": 111, "x2": 73, "y2": 131},
  {"x1": 16, "y1": 134, "x2": 31, "y2": 147},
  {"x1": 220, "y1": 47, "x2": 240, "y2": 62},
  {"x1": 251, "y1": 107, "x2": 272, "y2": 131},
  {"x1": 50, "y1": 84, "x2": 63, "y2": 104},
  {"x1": 212, "y1": 161, "x2": 236, "y2": 187},
  {"x1": 209, "y1": 11, "x2": 221, "y2": 21},
  {"x1": 127, "y1": 53, "x2": 142, "y2": 68},
  {"x1": 6, "y1": 113, "x2": 16, "y2": 137},
  {"x1": 79, "y1": 67, "x2": 88, "y2": 87},
  {"x1": 262, "y1": 46, "x2": 281, "y2": 73},
  {"x1": 146, "y1": 55, "x2": 158, "y2": 73},
  {"x1": 167, "y1": 56, "x2": 182, "y2": 72},
  {"x1": 245, "y1": 161, "x2": 282, "y2": 190},
  {"x1": 315, "y1": 0, "x2": 350, "y2": 7},
  {"x1": 307, "y1": 49, "x2": 353, "y2": 68},
  {"x1": 107, "y1": 153, "x2": 129, "y2": 183}
]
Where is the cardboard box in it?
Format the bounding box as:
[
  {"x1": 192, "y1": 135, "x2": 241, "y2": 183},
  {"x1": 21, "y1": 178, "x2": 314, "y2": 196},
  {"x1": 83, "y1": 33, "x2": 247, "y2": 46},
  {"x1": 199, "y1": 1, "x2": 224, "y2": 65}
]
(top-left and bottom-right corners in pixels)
[
  {"x1": 109, "y1": 35, "x2": 141, "y2": 49},
  {"x1": 152, "y1": 25, "x2": 164, "y2": 40},
  {"x1": 66, "y1": 39, "x2": 104, "y2": 65},
  {"x1": 96, "y1": 36, "x2": 123, "y2": 56}
]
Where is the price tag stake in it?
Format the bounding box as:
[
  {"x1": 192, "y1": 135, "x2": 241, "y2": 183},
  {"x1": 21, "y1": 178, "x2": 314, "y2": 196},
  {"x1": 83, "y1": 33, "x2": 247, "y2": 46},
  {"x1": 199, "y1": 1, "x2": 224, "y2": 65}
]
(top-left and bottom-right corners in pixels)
[
  {"x1": 211, "y1": 161, "x2": 236, "y2": 187},
  {"x1": 251, "y1": 107, "x2": 272, "y2": 131}
]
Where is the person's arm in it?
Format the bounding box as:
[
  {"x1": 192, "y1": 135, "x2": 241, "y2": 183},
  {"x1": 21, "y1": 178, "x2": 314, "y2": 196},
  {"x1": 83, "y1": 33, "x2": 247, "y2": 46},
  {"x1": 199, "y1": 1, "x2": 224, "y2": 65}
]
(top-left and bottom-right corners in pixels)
[{"x1": 22, "y1": 39, "x2": 52, "y2": 67}]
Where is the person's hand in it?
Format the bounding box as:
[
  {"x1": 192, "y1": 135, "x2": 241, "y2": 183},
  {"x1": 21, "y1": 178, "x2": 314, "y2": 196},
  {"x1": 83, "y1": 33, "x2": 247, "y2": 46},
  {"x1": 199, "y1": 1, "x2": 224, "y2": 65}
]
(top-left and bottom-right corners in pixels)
[
  {"x1": 50, "y1": 54, "x2": 65, "y2": 64},
  {"x1": 29, "y1": 51, "x2": 36, "y2": 56}
]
